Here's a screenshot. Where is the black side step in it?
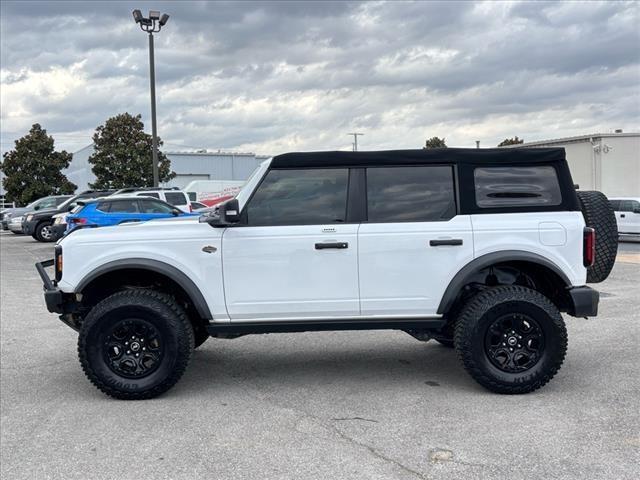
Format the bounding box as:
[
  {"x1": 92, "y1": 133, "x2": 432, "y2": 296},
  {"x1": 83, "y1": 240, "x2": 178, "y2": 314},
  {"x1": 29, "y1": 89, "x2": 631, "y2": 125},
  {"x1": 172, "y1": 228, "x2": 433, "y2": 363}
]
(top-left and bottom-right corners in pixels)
[{"x1": 205, "y1": 318, "x2": 446, "y2": 336}]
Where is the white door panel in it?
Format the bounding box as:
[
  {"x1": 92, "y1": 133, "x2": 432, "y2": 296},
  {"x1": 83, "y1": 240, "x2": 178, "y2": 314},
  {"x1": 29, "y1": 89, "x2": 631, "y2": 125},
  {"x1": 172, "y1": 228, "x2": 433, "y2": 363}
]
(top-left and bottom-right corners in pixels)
[
  {"x1": 222, "y1": 225, "x2": 359, "y2": 320},
  {"x1": 358, "y1": 216, "x2": 474, "y2": 316}
]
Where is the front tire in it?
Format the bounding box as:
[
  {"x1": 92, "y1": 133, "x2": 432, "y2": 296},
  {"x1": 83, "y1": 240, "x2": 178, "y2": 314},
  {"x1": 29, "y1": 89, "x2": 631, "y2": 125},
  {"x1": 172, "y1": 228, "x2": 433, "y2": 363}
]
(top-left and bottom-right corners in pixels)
[
  {"x1": 454, "y1": 286, "x2": 567, "y2": 394},
  {"x1": 78, "y1": 290, "x2": 194, "y2": 400},
  {"x1": 35, "y1": 221, "x2": 54, "y2": 242}
]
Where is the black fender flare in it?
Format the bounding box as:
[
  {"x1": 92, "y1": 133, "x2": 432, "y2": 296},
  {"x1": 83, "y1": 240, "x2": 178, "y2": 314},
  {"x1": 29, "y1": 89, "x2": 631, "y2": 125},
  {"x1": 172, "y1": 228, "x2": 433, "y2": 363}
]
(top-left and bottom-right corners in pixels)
[
  {"x1": 76, "y1": 258, "x2": 212, "y2": 320},
  {"x1": 437, "y1": 250, "x2": 572, "y2": 314}
]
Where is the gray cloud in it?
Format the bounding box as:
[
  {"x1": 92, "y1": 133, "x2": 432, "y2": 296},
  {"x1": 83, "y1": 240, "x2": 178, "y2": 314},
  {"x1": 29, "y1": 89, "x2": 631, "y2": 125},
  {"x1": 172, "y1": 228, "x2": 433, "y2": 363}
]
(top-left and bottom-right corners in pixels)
[{"x1": 1, "y1": 0, "x2": 639, "y2": 155}]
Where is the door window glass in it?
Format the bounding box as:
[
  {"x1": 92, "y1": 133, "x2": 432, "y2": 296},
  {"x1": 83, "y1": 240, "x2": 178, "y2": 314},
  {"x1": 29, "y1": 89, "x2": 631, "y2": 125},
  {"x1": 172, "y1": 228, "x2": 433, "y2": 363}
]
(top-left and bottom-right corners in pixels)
[
  {"x1": 165, "y1": 192, "x2": 187, "y2": 206},
  {"x1": 246, "y1": 169, "x2": 349, "y2": 226},
  {"x1": 140, "y1": 199, "x2": 175, "y2": 214},
  {"x1": 366, "y1": 166, "x2": 456, "y2": 222},
  {"x1": 108, "y1": 200, "x2": 139, "y2": 213}
]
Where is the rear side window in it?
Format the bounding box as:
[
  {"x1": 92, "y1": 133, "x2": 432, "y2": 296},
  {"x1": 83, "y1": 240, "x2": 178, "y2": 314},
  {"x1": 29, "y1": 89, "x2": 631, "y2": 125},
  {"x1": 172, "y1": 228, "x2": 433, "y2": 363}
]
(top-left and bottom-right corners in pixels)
[
  {"x1": 620, "y1": 200, "x2": 640, "y2": 212},
  {"x1": 108, "y1": 200, "x2": 140, "y2": 213},
  {"x1": 366, "y1": 166, "x2": 456, "y2": 222},
  {"x1": 474, "y1": 166, "x2": 562, "y2": 208},
  {"x1": 164, "y1": 192, "x2": 187, "y2": 206},
  {"x1": 609, "y1": 200, "x2": 621, "y2": 211},
  {"x1": 96, "y1": 202, "x2": 110, "y2": 212},
  {"x1": 246, "y1": 168, "x2": 349, "y2": 226}
]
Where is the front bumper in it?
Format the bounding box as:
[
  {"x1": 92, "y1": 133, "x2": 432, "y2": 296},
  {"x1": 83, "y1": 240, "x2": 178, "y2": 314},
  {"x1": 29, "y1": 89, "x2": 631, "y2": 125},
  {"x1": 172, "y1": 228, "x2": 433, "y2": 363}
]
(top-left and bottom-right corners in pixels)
[
  {"x1": 567, "y1": 286, "x2": 599, "y2": 317},
  {"x1": 23, "y1": 219, "x2": 37, "y2": 235},
  {"x1": 8, "y1": 221, "x2": 23, "y2": 233},
  {"x1": 35, "y1": 259, "x2": 80, "y2": 330},
  {"x1": 51, "y1": 223, "x2": 67, "y2": 239}
]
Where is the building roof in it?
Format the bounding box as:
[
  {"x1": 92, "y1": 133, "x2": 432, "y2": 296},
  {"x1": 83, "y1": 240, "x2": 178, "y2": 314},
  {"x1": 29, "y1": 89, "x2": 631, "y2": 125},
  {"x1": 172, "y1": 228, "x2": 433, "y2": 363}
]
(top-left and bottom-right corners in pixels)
[
  {"x1": 271, "y1": 148, "x2": 566, "y2": 168},
  {"x1": 500, "y1": 132, "x2": 640, "y2": 148}
]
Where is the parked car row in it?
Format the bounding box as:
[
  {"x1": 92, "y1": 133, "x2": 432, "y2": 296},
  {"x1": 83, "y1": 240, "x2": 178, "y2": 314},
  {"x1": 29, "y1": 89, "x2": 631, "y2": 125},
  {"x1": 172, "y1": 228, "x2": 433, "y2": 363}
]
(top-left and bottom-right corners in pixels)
[
  {"x1": 609, "y1": 197, "x2": 640, "y2": 236},
  {"x1": 2, "y1": 186, "x2": 207, "y2": 242}
]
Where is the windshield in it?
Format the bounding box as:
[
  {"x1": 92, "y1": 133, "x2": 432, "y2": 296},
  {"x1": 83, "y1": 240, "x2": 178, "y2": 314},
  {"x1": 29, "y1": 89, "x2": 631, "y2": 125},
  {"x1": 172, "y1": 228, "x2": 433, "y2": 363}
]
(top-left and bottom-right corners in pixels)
[{"x1": 58, "y1": 196, "x2": 78, "y2": 210}]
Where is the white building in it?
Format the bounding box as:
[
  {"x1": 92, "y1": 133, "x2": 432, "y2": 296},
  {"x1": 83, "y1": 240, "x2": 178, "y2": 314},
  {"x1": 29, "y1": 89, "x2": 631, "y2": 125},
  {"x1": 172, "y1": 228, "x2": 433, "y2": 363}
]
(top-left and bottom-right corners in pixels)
[
  {"x1": 501, "y1": 132, "x2": 640, "y2": 197},
  {"x1": 66, "y1": 145, "x2": 269, "y2": 191}
]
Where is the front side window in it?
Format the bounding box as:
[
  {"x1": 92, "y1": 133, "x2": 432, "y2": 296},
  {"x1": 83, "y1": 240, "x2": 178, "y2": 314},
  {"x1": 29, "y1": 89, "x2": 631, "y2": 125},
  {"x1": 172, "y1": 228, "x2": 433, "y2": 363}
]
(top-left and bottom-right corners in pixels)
[
  {"x1": 140, "y1": 199, "x2": 175, "y2": 214},
  {"x1": 366, "y1": 166, "x2": 456, "y2": 222},
  {"x1": 609, "y1": 200, "x2": 621, "y2": 211},
  {"x1": 621, "y1": 200, "x2": 640, "y2": 212},
  {"x1": 165, "y1": 192, "x2": 187, "y2": 206},
  {"x1": 246, "y1": 168, "x2": 349, "y2": 226},
  {"x1": 474, "y1": 166, "x2": 562, "y2": 208}
]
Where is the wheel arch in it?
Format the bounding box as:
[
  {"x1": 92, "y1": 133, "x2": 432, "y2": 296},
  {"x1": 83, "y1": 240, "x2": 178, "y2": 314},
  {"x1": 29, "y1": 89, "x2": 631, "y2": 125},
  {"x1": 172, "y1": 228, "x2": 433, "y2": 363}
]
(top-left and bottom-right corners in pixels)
[
  {"x1": 76, "y1": 259, "x2": 212, "y2": 321},
  {"x1": 437, "y1": 250, "x2": 571, "y2": 315}
]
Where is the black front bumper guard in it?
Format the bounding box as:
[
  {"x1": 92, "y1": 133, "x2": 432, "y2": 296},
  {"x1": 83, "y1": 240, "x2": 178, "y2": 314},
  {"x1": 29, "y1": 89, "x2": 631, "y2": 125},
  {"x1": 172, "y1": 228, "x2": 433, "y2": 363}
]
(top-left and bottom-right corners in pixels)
[{"x1": 35, "y1": 259, "x2": 80, "y2": 330}]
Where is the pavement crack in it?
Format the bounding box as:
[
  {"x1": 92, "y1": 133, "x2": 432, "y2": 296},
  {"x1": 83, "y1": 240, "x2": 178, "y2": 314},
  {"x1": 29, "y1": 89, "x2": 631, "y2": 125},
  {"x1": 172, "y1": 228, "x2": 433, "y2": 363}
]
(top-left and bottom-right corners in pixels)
[{"x1": 331, "y1": 416, "x2": 378, "y2": 423}]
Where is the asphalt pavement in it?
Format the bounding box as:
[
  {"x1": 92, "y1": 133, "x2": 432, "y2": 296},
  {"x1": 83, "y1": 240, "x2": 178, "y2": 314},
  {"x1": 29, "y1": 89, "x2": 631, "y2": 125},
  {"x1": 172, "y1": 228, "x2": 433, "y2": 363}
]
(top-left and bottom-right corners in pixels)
[{"x1": 1, "y1": 231, "x2": 639, "y2": 480}]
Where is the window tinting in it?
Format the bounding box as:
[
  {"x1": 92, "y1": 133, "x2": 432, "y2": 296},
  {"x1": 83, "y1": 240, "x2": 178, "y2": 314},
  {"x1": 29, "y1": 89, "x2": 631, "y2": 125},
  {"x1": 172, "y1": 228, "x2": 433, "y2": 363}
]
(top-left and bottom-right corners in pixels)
[
  {"x1": 366, "y1": 166, "x2": 456, "y2": 222},
  {"x1": 109, "y1": 200, "x2": 139, "y2": 213},
  {"x1": 609, "y1": 200, "x2": 622, "y2": 211},
  {"x1": 621, "y1": 200, "x2": 640, "y2": 212},
  {"x1": 96, "y1": 202, "x2": 110, "y2": 212},
  {"x1": 165, "y1": 192, "x2": 187, "y2": 206},
  {"x1": 474, "y1": 166, "x2": 561, "y2": 208},
  {"x1": 140, "y1": 199, "x2": 175, "y2": 214},
  {"x1": 247, "y1": 168, "x2": 349, "y2": 226}
]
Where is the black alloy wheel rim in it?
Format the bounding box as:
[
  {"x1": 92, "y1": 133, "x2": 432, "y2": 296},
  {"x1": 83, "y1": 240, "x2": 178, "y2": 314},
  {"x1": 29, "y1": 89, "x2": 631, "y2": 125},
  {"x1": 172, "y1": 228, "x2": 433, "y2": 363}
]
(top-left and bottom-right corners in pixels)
[
  {"x1": 484, "y1": 313, "x2": 545, "y2": 373},
  {"x1": 103, "y1": 319, "x2": 164, "y2": 378}
]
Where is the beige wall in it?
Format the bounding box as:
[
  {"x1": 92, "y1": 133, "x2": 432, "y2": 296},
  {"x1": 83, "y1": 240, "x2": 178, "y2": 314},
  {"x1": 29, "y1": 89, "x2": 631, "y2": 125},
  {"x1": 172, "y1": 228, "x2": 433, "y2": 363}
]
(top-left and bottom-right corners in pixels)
[{"x1": 523, "y1": 135, "x2": 640, "y2": 197}]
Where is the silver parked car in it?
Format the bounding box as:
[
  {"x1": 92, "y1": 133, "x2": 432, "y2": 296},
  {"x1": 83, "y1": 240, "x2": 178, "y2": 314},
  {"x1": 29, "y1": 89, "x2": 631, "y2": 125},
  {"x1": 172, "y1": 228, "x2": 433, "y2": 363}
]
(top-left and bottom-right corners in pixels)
[{"x1": 0, "y1": 195, "x2": 72, "y2": 232}]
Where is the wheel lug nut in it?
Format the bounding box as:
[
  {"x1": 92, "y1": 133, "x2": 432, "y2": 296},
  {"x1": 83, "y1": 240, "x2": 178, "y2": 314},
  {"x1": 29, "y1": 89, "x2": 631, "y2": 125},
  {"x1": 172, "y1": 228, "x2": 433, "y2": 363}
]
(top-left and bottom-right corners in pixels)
[
  {"x1": 142, "y1": 347, "x2": 146, "y2": 351},
  {"x1": 125, "y1": 342, "x2": 128, "y2": 345},
  {"x1": 135, "y1": 353, "x2": 139, "y2": 357},
  {"x1": 517, "y1": 344, "x2": 521, "y2": 348},
  {"x1": 509, "y1": 348, "x2": 513, "y2": 352},
  {"x1": 127, "y1": 350, "x2": 131, "y2": 354},
  {"x1": 502, "y1": 343, "x2": 506, "y2": 346}
]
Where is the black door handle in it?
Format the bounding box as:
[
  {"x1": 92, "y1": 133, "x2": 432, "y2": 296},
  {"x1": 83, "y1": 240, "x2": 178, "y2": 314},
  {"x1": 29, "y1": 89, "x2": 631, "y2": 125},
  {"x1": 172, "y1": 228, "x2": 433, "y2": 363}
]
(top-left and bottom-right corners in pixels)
[
  {"x1": 620, "y1": 214, "x2": 625, "y2": 218},
  {"x1": 315, "y1": 242, "x2": 348, "y2": 250},
  {"x1": 430, "y1": 239, "x2": 463, "y2": 247}
]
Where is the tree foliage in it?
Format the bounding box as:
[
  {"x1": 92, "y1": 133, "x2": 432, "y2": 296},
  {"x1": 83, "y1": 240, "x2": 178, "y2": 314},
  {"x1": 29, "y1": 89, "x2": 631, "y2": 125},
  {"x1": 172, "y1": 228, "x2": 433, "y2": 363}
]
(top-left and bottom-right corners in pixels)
[
  {"x1": 497, "y1": 136, "x2": 524, "y2": 147},
  {"x1": 88, "y1": 113, "x2": 175, "y2": 189},
  {"x1": 423, "y1": 136, "x2": 447, "y2": 149},
  {"x1": 0, "y1": 124, "x2": 77, "y2": 206}
]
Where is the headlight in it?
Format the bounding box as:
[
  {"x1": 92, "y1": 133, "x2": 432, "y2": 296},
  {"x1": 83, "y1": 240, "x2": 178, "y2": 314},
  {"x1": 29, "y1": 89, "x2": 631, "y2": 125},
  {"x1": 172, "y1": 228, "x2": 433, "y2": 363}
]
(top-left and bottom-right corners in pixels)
[
  {"x1": 3, "y1": 212, "x2": 11, "y2": 219},
  {"x1": 54, "y1": 216, "x2": 65, "y2": 225},
  {"x1": 11, "y1": 216, "x2": 23, "y2": 224},
  {"x1": 26, "y1": 214, "x2": 33, "y2": 222}
]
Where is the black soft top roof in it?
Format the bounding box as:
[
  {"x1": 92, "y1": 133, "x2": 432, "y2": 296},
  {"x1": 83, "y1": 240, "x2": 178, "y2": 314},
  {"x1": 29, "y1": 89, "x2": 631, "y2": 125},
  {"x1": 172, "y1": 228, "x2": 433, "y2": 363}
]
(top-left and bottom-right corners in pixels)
[{"x1": 271, "y1": 148, "x2": 565, "y2": 169}]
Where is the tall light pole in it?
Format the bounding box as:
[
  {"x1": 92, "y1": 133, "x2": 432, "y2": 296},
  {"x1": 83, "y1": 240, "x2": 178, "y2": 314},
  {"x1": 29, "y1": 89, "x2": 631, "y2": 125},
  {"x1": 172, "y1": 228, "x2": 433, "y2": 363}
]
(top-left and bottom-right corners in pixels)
[
  {"x1": 348, "y1": 132, "x2": 364, "y2": 151},
  {"x1": 133, "y1": 9, "x2": 169, "y2": 187}
]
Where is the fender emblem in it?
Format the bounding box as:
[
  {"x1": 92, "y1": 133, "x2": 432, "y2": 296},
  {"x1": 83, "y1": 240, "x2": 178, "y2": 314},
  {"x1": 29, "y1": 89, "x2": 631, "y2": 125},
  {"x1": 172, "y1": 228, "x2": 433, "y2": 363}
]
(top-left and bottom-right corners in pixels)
[{"x1": 202, "y1": 245, "x2": 217, "y2": 254}]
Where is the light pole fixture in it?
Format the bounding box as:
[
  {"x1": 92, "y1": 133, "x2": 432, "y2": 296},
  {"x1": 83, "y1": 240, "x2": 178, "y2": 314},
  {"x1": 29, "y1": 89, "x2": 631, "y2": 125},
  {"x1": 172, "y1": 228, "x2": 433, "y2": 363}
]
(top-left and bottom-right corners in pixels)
[
  {"x1": 133, "y1": 9, "x2": 170, "y2": 187},
  {"x1": 347, "y1": 133, "x2": 364, "y2": 151}
]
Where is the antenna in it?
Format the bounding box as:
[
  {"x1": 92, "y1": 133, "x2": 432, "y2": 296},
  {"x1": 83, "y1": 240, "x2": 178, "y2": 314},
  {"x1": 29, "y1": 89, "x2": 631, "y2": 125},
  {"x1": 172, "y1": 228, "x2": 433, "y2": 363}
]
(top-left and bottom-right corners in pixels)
[{"x1": 347, "y1": 133, "x2": 364, "y2": 151}]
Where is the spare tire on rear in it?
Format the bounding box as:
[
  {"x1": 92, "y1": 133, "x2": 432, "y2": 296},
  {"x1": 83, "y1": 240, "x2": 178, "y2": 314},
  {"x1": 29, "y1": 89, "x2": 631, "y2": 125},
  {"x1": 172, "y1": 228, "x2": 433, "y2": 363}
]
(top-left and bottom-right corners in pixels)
[{"x1": 576, "y1": 191, "x2": 617, "y2": 283}]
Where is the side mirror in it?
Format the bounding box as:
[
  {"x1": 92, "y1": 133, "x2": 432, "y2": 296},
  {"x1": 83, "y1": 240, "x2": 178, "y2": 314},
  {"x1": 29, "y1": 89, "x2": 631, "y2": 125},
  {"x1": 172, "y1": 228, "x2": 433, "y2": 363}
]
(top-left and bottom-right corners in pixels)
[
  {"x1": 34, "y1": 205, "x2": 41, "y2": 211},
  {"x1": 222, "y1": 198, "x2": 241, "y2": 223},
  {"x1": 633, "y1": 208, "x2": 640, "y2": 214},
  {"x1": 200, "y1": 199, "x2": 241, "y2": 227}
]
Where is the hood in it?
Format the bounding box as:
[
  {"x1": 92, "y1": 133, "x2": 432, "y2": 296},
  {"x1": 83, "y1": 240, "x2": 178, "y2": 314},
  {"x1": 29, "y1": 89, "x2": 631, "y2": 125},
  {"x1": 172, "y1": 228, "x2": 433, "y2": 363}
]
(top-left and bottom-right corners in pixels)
[
  {"x1": 59, "y1": 214, "x2": 212, "y2": 247},
  {"x1": 28, "y1": 206, "x2": 64, "y2": 218},
  {"x1": 1, "y1": 206, "x2": 30, "y2": 217}
]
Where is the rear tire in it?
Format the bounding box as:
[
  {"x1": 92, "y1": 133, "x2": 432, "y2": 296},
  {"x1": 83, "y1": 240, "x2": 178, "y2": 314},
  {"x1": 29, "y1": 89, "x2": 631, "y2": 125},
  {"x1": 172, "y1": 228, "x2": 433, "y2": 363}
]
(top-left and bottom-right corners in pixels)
[
  {"x1": 576, "y1": 191, "x2": 617, "y2": 283},
  {"x1": 78, "y1": 290, "x2": 194, "y2": 400},
  {"x1": 454, "y1": 286, "x2": 567, "y2": 394},
  {"x1": 35, "y1": 221, "x2": 55, "y2": 242}
]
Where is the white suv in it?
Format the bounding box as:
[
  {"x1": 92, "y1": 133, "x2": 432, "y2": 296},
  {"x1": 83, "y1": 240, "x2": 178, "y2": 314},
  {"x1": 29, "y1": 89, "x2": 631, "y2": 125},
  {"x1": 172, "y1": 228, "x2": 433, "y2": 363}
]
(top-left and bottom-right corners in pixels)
[
  {"x1": 113, "y1": 187, "x2": 192, "y2": 213},
  {"x1": 37, "y1": 148, "x2": 618, "y2": 399}
]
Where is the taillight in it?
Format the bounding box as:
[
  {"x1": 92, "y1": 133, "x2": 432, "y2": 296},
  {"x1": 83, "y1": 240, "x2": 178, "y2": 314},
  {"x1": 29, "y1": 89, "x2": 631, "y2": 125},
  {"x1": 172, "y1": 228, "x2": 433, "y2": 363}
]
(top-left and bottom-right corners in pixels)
[
  {"x1": 583, "y1": 227, "x2": 595, "y2": 267},
  {"x1": 70, "y1": 217, "x2": 87, "y2": 225},
  {"x1": 54, "y1": 245, "x2": 63, "y2": 282}
]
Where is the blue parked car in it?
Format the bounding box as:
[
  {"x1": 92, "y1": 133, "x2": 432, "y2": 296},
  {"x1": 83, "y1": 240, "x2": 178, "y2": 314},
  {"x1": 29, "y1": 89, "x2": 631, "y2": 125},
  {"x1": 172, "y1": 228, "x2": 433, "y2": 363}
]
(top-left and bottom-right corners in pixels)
[{"x1": 65, "y1": 196, "x2": 197, "y2": 233}]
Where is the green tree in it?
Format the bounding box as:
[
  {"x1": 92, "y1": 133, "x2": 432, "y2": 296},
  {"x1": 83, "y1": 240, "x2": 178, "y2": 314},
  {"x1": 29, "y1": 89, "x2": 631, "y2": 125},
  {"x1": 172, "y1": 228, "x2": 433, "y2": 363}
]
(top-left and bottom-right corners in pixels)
[
  {"x1": 0, "y1": 124, "x2": 76, "y2": 206},
  {"x1": 88, "y1": 113, "x2": 175, "y2": 189},
  {"x1": 497, "y1": 136, "x2": 524, "y2": 147},
  {"x1": 423, "y1": 136, "x2": 447, "y2": 149}
]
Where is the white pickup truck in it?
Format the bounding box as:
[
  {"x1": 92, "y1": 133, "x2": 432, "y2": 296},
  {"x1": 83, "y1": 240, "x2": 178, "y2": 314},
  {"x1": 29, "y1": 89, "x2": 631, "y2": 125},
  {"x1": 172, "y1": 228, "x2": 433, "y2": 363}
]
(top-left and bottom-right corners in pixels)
[{"x1": 37, "y1": 148, "x2": 617, "y2": 399}]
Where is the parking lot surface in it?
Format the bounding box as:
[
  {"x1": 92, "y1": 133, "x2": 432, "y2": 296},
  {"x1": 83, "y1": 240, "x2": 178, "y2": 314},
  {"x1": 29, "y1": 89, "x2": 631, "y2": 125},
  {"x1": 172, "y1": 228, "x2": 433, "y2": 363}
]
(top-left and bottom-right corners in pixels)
[{"x1": 1, "y1": 231, "x2": 639, "y2": 480}]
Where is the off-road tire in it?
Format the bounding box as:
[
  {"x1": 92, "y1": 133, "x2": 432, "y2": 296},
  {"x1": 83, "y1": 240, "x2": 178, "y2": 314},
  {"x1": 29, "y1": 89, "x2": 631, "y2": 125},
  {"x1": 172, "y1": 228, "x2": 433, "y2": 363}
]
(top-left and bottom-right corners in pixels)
[
  {"x1": 454, "y1": 286, "x2": 567, "y2": 394},
  {"x1": 35, "y1": 221, "x2": 55, "y2": 242},
  {"x1": 576, "y1": 190, "x2": 617, "y2": 283},
  {"x1": 78, "y1": 290, "x2": 194, "y2": 400}
]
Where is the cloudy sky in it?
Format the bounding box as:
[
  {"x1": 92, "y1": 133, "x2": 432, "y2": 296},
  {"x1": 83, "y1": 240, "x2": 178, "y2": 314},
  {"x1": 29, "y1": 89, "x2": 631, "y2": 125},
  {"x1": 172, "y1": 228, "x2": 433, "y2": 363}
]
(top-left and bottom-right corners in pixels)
[{"x1": 1, "y1": 0, "x2": 639, "y2": 156}]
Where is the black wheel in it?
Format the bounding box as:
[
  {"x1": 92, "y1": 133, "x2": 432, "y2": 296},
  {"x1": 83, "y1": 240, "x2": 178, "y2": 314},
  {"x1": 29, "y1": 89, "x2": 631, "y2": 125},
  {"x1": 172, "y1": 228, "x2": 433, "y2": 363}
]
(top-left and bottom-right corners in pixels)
[
  {"x1": 78, "y1": 290, "x2": 194, "y2": 399},
  {"x1": 193, "y1": 323, "x2": 210, "y2": 349},
  {"x1": 11, "y1": 231, "x2": 22, "y2": 235},
  {"x1": 35, "y1": 221, "x2": 55, "y2": 242},
  {"x1": 454, "y1": 286, "x2": 567, "y2": 394},
  {"x1": 576, "y1": 191, "x2": 618, "y2": 283}
]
